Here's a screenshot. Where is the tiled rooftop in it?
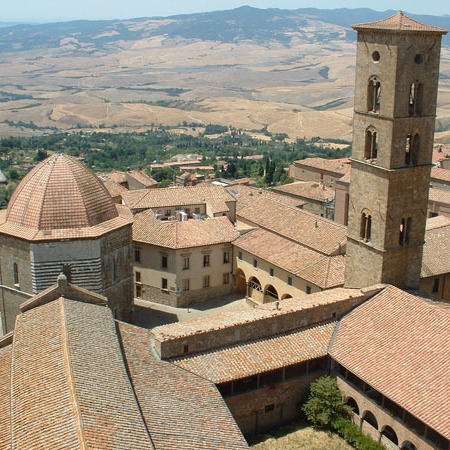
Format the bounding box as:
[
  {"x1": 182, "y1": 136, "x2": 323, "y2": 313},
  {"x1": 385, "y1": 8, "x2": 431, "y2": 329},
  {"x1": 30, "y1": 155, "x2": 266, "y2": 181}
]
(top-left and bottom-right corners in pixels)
[
  {"x1": 133, "y1": 210, "x2": 239, "y2": 248},
  {"x1": 422, "y1": 219, "x2": 450, "y2": 277},
  {"x1": 235, "y1": 228, "x2": 344, "y2": 288},
  {"x1": 429, "y1": 187, "x2": 450, "y2": 205},
  {"x1": 171, "y1": 321, "x2": 336, "y2": 383},
  {"x1": 292, "y1": 157, "x2": 351, "y2": 175},
  {"x1": 330, "y1": 285, "x2": 450, "y2": 440},
  {"x1": 126, "y1": 169, "x2": 157, "y2": 187},
  {"x1": 5, "y1": 154, "x2": 118, "y2": 231},
  {"x1": 100, "y1": 178, "x2": 128, "y2": 198},
  {"x1": 431, "y1": 167, "x2": 450, "y2": 183},
  {"x1": 123, "y1": 184, "x2": 235, "y2": 211},
  {"x1": 353, "y1": 11, "x2": 448, "y2": 33},
  {"x1": 236, "y1": 195, "x2": 347, "y2": 256},
  {"x1": 273, "y1": 181, "x2": 335, "y2": 202}
]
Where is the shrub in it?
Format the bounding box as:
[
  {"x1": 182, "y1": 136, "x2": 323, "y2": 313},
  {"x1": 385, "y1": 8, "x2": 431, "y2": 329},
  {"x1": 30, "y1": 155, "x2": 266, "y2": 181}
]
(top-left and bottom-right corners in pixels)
[{"x1": 331, "y1": 417, "x2": 384, "y2": 450}]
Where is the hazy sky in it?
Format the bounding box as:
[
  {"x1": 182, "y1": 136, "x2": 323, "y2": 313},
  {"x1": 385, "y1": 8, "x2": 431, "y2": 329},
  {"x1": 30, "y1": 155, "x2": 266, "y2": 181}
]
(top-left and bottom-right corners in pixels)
[{"x1": 2, "y1": 0, "x2": 449, "y2": 23}]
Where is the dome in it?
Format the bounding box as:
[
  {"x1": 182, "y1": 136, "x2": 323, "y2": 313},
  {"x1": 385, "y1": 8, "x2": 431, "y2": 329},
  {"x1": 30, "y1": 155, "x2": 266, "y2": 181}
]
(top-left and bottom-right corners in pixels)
[{"x1": 6, "y1": 154, "x2": 118, "y2": 231}]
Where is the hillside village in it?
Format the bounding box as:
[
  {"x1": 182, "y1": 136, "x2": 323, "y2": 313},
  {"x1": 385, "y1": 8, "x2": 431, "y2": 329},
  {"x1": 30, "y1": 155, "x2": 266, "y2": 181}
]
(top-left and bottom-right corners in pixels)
[{"x1": 0, "y1": 10, "x2": 450, "y2": 450}]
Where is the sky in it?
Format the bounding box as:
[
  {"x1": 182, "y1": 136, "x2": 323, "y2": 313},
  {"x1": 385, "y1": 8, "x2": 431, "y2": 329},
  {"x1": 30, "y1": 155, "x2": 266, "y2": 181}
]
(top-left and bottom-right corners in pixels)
[{"x1": 1, "y1": 0, "x2": 448, "y2": 23}]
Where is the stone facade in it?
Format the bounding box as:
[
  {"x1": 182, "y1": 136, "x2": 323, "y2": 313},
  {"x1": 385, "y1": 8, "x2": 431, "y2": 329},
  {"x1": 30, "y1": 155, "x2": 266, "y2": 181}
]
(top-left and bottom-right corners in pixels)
[{"x1": 345, "y1": 25, "x2": 443, "y2": 289}]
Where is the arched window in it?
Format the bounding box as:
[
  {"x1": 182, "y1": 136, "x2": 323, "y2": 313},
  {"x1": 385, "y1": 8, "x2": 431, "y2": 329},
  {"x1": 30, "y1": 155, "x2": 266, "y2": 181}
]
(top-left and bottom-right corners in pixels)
[
  {"x1": 13, "y1": 263, "x2": 19, "y2": 285},
  {"x1": 362, "y1": 410, "x2": 378, "y2": 429},
  {"x1": 360, "y1": 213, "x2": 372, "y2": 242},
  {"x1": 367, "y1": 77, "x2": 381, "y2": 112},
  {"x1": 345, "y1": 397, "x2": 360, "y2": 415},
  {"x1": 364, "y1": 129, "x2": 378, "y2": 160},
  {"x1": 399, "y1": 217, "x2": 411, "y2": 246},
  {"x1": 409, "y1": 82, "x2": 422, "y2": 116},
  {"x1": 381, "y1": 426, "x2": 399, "y2": 445},
  {"x1": 405, "y1": 133, "x2": 420, "y2": 165}
]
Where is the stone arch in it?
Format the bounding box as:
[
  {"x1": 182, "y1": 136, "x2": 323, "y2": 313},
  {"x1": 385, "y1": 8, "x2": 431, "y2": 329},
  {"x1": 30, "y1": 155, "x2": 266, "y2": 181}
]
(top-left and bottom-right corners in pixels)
[
  {"x1": 345, "y1": 396, "x2": 360, "y2": 415},
  {"x1": 234, "y1": 268, "x2": 246, "y2": 295},
  {"x1": 248, "y1": 276, "x2": 262, "y2": 300},
  {"x1": 367, "y1": 75, "x2": 381, "y2": 112},
  {"x1": 401, "y1": 440, "x2": 417, "y2": 450},
  {"x1": 409, "y1": 81, "x2": 423, "y2": 116},
  {"x1": 281, "y1": 293, "x2": 292, "y2": 300},
  {"x1": 361, "y1": 410, "x2": 378, "y2": 430},
  {"x1": 381, "y1": 425, "x2": 399, "y2": 445},
  {"x1": 263, "y1": 284, "x2": 279, "y2": 303},
  {"x1": 364, "y1": 126, "x2": 378, "y2": 160},
  {"x1": 360, "y1": 208, "x2": 372, "y2": 242}
]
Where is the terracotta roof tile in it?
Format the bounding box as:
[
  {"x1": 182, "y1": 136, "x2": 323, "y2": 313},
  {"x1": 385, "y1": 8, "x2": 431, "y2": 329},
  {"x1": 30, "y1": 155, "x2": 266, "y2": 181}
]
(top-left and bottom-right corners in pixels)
[
  {"x1": 429, "y1": 187, "x2": 450, "y2": 205},
  {"x1": 133, "y1": 211, "x2": 239, "y2": 249},
  {"x1": 273, "y1": 181, "x2": 335, "y2": 202},
  {"x1": 100, "y1": 178, "x2": 129, "y2": 198},
  {"x1": 422, "y1": 220, "x2": 450, "y2": 277},
  {"x1": 126, "y1": 169, "x2": 157, "y2": 187},
  {"x1": 353, "y1": 11, "x2": 448, "y2": 34},
  {"x1": 292, "y1": 157, "x2": 351, "y2": 176},
  {"x1": 431, "y1": 167, "x2": 450, "y2": 183},
  {"x1": 426, "y1": 215, "x2": 450, "y2": 231},
  {"x1": 171, "y1": 321, "x2": 336, "y2": 383},
  {"x1": 330, "y1": 285, "x2": 450, "y2": 439},
  {"x1": 0, "y1": 346, "x2": 11, "y2": 449},
  {"x1": 118, "y1": 322, "x2": 248, "y2": 449},
  {"x1": 98, "y1": 170, "x2": 127, "y2": 184}
]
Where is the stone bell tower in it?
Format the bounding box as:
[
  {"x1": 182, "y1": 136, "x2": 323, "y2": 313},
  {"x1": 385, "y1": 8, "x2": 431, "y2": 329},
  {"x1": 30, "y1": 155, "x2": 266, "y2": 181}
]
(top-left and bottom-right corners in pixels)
[{"x1": 344, "y1": 12, "x2": 447, "y2": 289}]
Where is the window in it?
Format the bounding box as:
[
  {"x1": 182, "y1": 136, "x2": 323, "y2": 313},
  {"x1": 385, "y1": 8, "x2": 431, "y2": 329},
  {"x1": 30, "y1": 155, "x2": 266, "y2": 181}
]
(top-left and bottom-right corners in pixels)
[
  {"x1": 265, "y1": 404, "x2": 275, "y2": 413},
  {"x1": 195, "y1": 207, "x2": 200, "y2": 214},
  {"x1": 269, "y1": 268, "x2": 274, "y2": 277},
  {"x1": 134, "y1": 249, "x2": 141, "y2": 263},
  {"x1": 165, "y1": 209, "x2": 171, "y2": 217},
  {"x1": 223, "y1": 251, "x2": 230, "y2": 264},
  {"x1": 238, "y1": 251, "x2": 242, "y2": 261},
  {"x1": 13, "y1": 263, "x2": 19, "y2": 286},
  {"x1": 203, "y1": 275, "x2": 210, "y2": 288},
  {"x1": 399, "y1": 217, "x2": 411, "y2": 246},
  {"x1": 223, "y1": 273, "x2": 229, "y2": 285},
  {"x1": 161, "y1": 255, "x2": 168, "y2": 269},
  {"x1": 360, "y1": 213, "x2": 372, "y2": 242},
  {"x1": 135, "y1": 271, "x2": 141, "y2": 283},
  {"x1": 183, "y1": 344, "x2": 189, "y2": 354},
  {"x1": 182, "y1": 279, "x2": 190, "y2": 291},
  {"x1": 405, "y1": 133, "x2": 420, "y2": 165},
  {"x1": 162, "y1": 278, "x2": 168, "y2": 290},
  {"x1": 183, "y1": 257, "x2": 190, "y2": 270},
  {"x1": 432, "y1": 278, "x2": 440, "y2": 294},
  {"x1": 409, "y1": 82, "x2": 422, "y2": 116},
  {"x1": 306, "y1": 286, "x2": 312, "y2": 294},
  {"x1": 203, "y1": 254, "x2": 210, "y2": 267},
  {"x1": 364, "y1": 129, "x2": 378, "y2": 160},
  {"x1": 253, "y1": 259, "x2": 258, "y2": 269},
  {"x1": 367, "y1": 77, "x2": 381, "y2": 112},
  {"x1": 135, "y1": 284, "x2": 142, "y2": 298},
  {"x1": 287, "y1": 276, "x2": 293, "y2": 286}
]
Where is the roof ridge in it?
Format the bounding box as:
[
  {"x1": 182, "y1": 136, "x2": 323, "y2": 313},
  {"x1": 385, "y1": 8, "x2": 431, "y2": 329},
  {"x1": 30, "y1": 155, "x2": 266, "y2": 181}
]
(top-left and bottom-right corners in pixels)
[{"x1": 60, "y1": 299, "x2": 87, "y2": 450}]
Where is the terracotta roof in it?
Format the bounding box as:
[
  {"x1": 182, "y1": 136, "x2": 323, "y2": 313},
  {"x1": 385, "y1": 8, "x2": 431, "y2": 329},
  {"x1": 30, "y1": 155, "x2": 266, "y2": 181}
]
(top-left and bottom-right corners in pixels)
[
  {"x1": 126, "y1": 169, "x2": 157, "y2": 188},
  {"x1": 353, "y1": 11, "x2": 448, "y2": 34},
  {"x1": 429, "y1": 187, "x2": 450, "y2": 205},
  {"x1": 100, "y1": 178, "x2": 128, "y2": 198},
  {"x1": 422, "y1": 219, "x2": 450, "y2": 277},
  {"x1": 273, "y1": 181, "x2": 335, "y2": 202},
  {"x1": 133, "y1": 210, "x2": 239, "y2": 249},
  {"x1": 426, "y1": 215, "x2": 450, "y2": 231},
  {"x1": 336, "y1": 172, "x2": 351, "y2": 184},
  {"x1": 118, "y1": 322, "x2": 248, "y2": 449},
  {"x1": 235, "y1": 228, "x2": 344, "y2": 289},
  {"x1": 235, "y1": 195, "x2": 347, "y2": 256},
  {"x1": 123, "y1": 184, "x2": 235, "y2": 212},
  {"x1": 228, "y1": 184, "x2": 306, "y2": 209},
  {"x1": 0, "y1": 346, "x2": 11, "y2": 449},
  {"x1": 171, "y1": 321, "x2": 336, "y2": 384},
  {"x1": 330, "y1": 285, "x2": 450, "y2": 440},
  {"x1": 98, "y1": 170, "x2": 127, "y2": 184},
  {"x1": 431, "y1": 167, "x2": 450, "y2": 183},
  {"x1": 6, "y1": 154, "x2": 118, "y2": 231},
  {"x1": 292, "y1": 157, "x2": 351, "y2": 176}
]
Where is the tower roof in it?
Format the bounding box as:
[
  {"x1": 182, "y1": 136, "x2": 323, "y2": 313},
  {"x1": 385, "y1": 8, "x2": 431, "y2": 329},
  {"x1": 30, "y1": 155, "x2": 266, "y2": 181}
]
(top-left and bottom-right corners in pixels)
[
  {"x1": 0, "y1": 154, "x2": 131, "y2": 241},
  {"x1": 352, "y1": 11, "x2": 448, "y2": 34}
]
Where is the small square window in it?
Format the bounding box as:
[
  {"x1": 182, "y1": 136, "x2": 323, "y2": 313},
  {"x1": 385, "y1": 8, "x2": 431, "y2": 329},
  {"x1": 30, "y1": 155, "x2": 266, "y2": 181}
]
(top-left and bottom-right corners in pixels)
[
  {"x1": 253, "y1": 259, "x2": 258, "y2": 269},
  {"x1": 134, "y1": 249, "x2": 141, "y2": 263},
  {"x1": 223, "y1": 273, "x2": 229, "y2": 285},
  {"x1": 432, "y1": 278, "x2": 440, "y2": 294},
  {"x1": 265, "y1": 404, "x2": 275, "y2": 413},
  {"x1": 183, "y1": 344, "x2": 189, "y2": 354},
  {"x1": 135, "y1": 271, "x2": 141, "y2": 283},
  {"x1": 162, "y1": 278, "x2": 168, "y2": 290},
  {"x1": 306, "y1": 286, "x2": 312, "y2": 294},
  {"x1": 287, "y1": 276, "x2": 293, "y2": 286},
  {"x1": 135, "y1": 284, "x2": 142, "y2": 298},
  {"x1": 238, "y1": 251, "x2": 242, "y2": 261},
  {"x1": 165, "y1": 209, "x2": 171, "y2": 217},
  {"x1": 203, "y1": 275, "x2": 210, "y2": 288},
  {"x1": 182, "y1": 279, "x2": 190, "y2": 291},
  {"x1": 270, "y1": 268, "x2": 274, "y2": 277},
  {"x1": 203, "y1": 255, "x2": 210, "y2": 267},
  {"x1": 161, "y1": 255, "x2": 168, "y2": 269}
]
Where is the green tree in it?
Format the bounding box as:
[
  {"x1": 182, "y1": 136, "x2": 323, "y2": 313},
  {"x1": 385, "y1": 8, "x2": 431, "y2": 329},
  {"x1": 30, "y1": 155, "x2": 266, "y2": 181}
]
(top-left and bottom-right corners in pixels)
[{"x1": 302, "y1": 376, "x2": 350, "y2": 427}]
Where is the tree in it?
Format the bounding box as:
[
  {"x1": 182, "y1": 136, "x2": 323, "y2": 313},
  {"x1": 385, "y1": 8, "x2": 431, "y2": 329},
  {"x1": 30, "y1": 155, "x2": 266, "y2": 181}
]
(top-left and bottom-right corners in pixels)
[{"x1": 302, "y1": 376, "x2": 350, "y2": 427}]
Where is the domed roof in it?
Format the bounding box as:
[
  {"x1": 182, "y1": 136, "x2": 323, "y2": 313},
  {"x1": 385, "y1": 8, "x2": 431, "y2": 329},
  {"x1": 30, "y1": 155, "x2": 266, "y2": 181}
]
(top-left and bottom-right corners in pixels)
[{"x1": 6, "y1": 154, "x2": 118, "y2": 231}]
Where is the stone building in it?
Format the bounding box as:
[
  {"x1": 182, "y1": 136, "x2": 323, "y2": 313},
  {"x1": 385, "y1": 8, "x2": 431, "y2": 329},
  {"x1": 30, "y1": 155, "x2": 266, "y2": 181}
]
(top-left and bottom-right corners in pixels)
[
  {"x1": 132, "y1": 210, "x2": 239, "y2": 307},
  {"x1": 344, "y1": 12, "x2": 447, "y2": 290},
  {"x1": 0, "y1": 154, "x2": 134, "y2": 335}
]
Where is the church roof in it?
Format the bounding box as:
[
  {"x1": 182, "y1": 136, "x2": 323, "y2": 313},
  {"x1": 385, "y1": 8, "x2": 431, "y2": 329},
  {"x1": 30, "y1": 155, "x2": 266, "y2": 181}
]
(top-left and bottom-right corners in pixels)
[
  {"x1": 0, "y1": 154, "x2": 131, "y2": 241},
  {"x1": 353, "y1": 11, "x2": 448, "y2": 34}
]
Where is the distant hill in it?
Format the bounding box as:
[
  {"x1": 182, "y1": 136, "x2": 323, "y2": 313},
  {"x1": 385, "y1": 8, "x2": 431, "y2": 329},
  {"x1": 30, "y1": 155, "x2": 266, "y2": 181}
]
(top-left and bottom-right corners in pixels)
[{"x1": 0, "y1": 7, "x2": 448, "y2": 53}]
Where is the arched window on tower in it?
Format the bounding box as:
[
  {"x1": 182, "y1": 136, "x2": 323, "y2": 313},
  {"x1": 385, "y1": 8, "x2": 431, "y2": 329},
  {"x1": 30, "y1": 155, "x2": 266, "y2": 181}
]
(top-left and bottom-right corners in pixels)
[
  {"x1": 367, "y1": 77, "x2": 381, "y2": 113},
  {"x1": 360, "y1": 213, "x2": 372, "y2": 242},
  {"x1": 399, "y1": 217, "x2": 412, "y2": 246},
  {"x1": 409, "y1": 82, "x2": 422, "y2": 116},
  {"x1": 13, "y1": 263, "x2": 19, "y2": 286},
  {"x1": 405, "y1": 133, "x2": 420, "y2": 165},
  {"x1": 365, "y1": 129, "x2": 378, "y2": 160}
]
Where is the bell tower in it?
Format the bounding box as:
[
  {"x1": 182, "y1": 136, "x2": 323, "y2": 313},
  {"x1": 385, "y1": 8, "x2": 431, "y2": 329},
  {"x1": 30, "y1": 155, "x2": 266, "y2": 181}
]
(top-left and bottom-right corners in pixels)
[{"x1": 345, "y1": 12, "x2": 447, "y2": 289}]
